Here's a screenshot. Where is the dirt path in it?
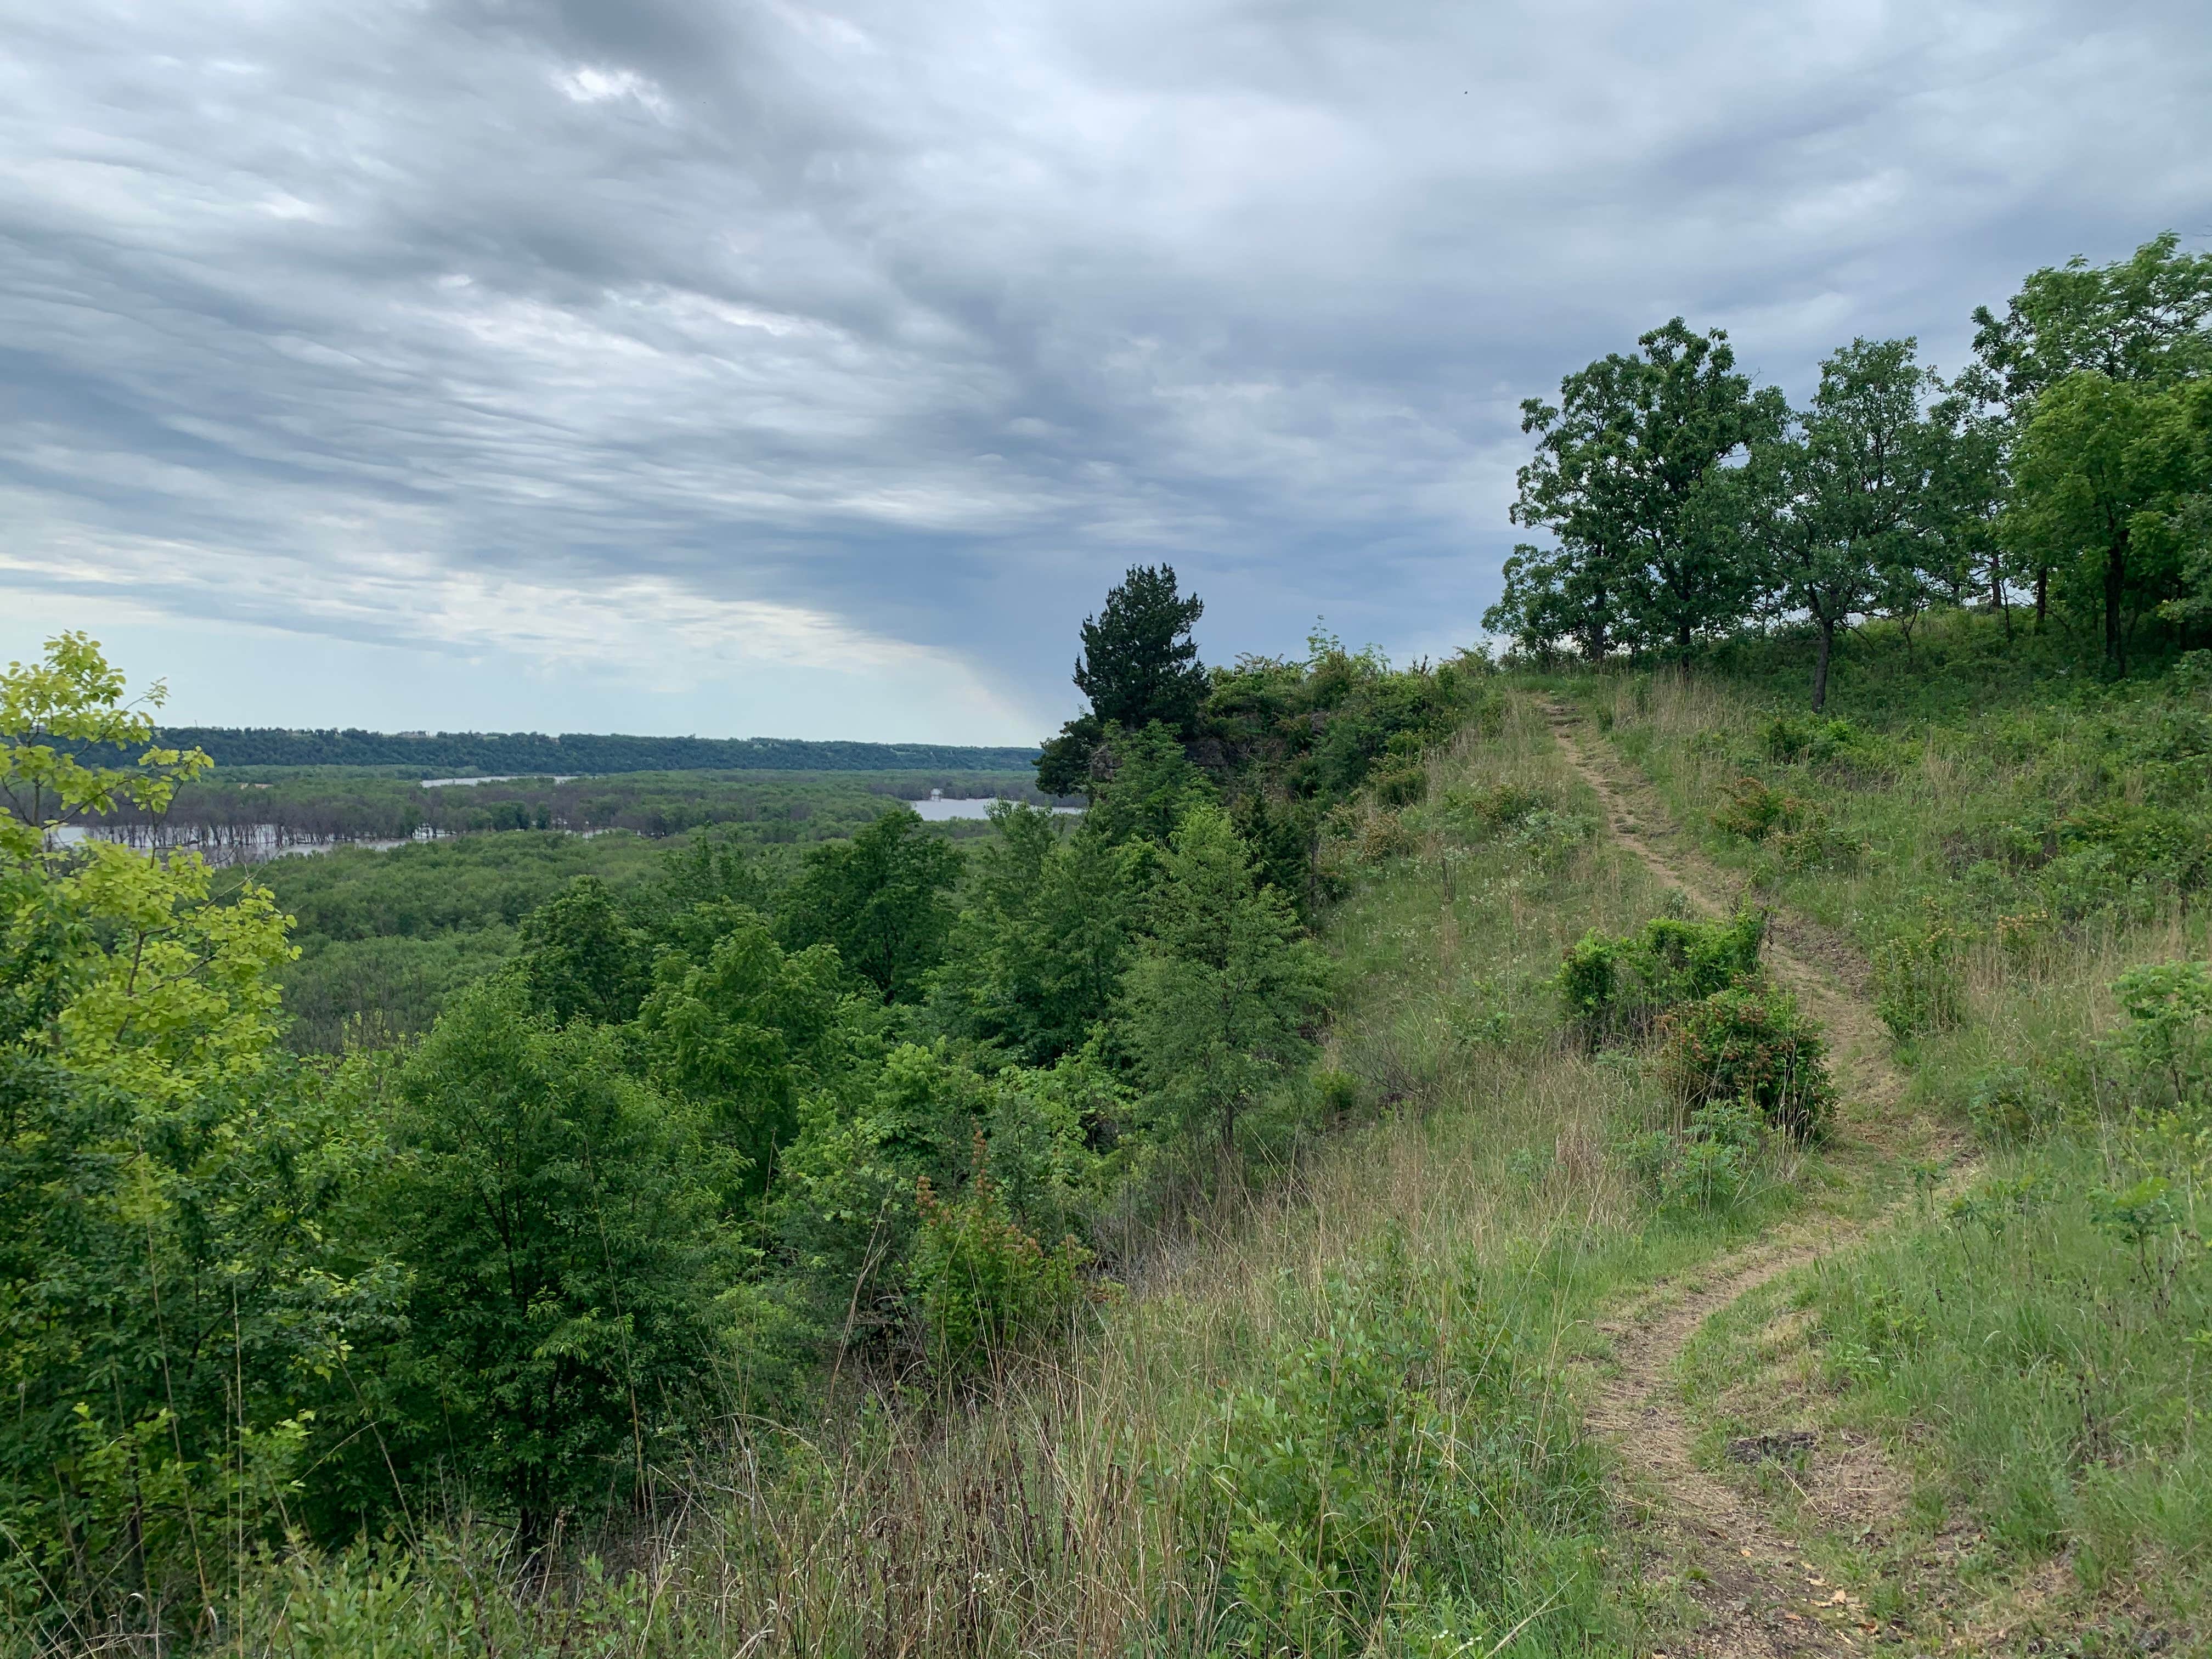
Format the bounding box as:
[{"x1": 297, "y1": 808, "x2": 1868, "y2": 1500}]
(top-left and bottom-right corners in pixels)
[{"x1": 1543, "y1": 700, "x2": 1955, "y2": 1656}]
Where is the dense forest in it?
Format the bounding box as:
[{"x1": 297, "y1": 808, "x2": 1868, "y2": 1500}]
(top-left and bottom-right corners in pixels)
[
  {"x1": 5, "y1": 230, "x2": 2212, "y2": 1656},
  {"x1": 75, "y1": 727, "x2": 1039, "y2": 774}
]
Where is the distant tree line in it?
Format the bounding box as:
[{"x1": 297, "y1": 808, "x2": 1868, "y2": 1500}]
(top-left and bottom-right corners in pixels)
[
  {"x1": 91, "y1": 768, "x2": 1049, "y2": 855},
  {"x1": 72, "y1": 726, "x2": 1041, "y2": 775},
  {"x1": 1484, "y1": 232, "x2": 2212, "y2": 708}
]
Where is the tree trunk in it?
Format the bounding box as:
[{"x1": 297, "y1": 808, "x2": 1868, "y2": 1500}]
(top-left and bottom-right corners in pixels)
[
  {"x1": 1812, "y1": 617, "x2": 1833, "y2": 713},
  {"x1": 1993, "y1": 554, "x2": 2012, "y2": 641},
  {"x1": 2035, "y1": 566, "x2": 2049, "y2": 627},
  {"x1": 2106, "y1": 528, "x2": 2129, "y2": 674}
]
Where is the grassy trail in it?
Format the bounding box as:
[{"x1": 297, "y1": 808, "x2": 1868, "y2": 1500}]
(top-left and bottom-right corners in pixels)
[{"x1": 1548, "y1": 700, "x2": 1976, "y2": 1655}]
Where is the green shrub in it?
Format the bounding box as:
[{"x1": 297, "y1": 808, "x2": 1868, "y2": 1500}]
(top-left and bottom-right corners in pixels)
[
  {"x1": 2107, "y1": 960, "x2": 2212, "y2": 1107},
  {"x1": 1313, "y1": 1066, "x2": 1361, "y2": 1119},
  {"x1": 1711, "y1": 775, "x2": 1809, "y2": 842},
  {"x1": 912, "y1": 1143, "x2": 1090, "y2": 1376},
  {"x1": 1873, "y1": 918, "x2": 1967, "y2": 1040},
  {"x1": 1763, "y1": 713, "x2": 1861, "y2": 764},
  {"x1": 1177, "y1": 1256, "x2": 1600, "y2": 1657},
  {"x1": 1773, "y1": 820, "x2": 1866, "y2": 872},
  {"x1": 0, "y1": 1057, "x2": 386, "y2": 1635},
  {"x1": 1355, "y1": 809, "x2": 1416, "y2": 864},
  {"x1": 1436, "y1": 781, "x2": 1547, "y2": 840},
  {"x1": 1655, "y1": 981, "x2": 1836, "y2": 1137},
  {"x1": 2058, "y1": 803, "x2": 2211, "y2": 890},
  {"x1": 1554, "y1": 909, "x2": 1765, "y2": 1047},
  {"x1": 1372, "y1": 764, "x2": 1428, "y2": 807},
  {"x1": 1505, "y1": 807, "x2": 1598, "y2": 868},
  {"x1": 1664, "y1": 1099, "x2": 1767, "y2": 1211}
]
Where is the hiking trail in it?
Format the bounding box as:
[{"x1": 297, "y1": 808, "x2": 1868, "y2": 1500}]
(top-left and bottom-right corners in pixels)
[{"x1": 1544, "y1": 699, "x2": 1964, "y2": 1657}]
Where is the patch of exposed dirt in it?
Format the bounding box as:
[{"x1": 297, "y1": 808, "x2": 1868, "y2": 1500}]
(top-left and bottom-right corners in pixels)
[{"x1": 1588, "y1": 1237, "x2": 1882, "y2": 1655}]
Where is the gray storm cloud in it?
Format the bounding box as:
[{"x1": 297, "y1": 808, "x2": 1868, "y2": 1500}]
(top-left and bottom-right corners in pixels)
[{"x1": 3, "y1": 0, "x2": 2209, "y2": 734}]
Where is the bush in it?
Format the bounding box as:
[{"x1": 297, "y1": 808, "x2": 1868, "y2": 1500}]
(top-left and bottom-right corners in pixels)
[
  {"x1": 1763, "y1": 713, "x2": 1861, "y2": 764},
  {"x1": 1504, "y1": 806, "x2": 1598, "y2": 868},
  {"x1": 1355, "y1": 809, "x2": 1416, "y2": 865},
  {"x1": 1177, "y1": 1255, "x2": 1600, "y2": 1657},
  {"x1": 1437, "y1": 782, "x2": 1548, "y2": 839},
  {"x1": 1774, "y1": 820, "x2": 1866, "y2": 872},
  {"x1": 2107, "y1": 960, "x2": 2212, "y2": 1108},
  {"x1": 1554, "y1": 909, "x2": 1765, "y2": 1047},
  {"x1": 2058, "y1": 803, "x2": 2211, "y2": 891},
  {"x1": 1711, "y1": 775, "x2": 1810, "y2": 842},
  {"x1": 1655, "y1": 981, "x2": 1836, "y2": 1137},
  {"x1": 1371, "y1": 763, "x2": 1428, "y2": 807},
  {"x1": 1666, "y1": 1098, "x2": 1767, "y2": 1211},
  {"x1": 1873, "y1": 917, "x2": 1967, "y2": 1040},
  {"x1": 912, "y1": 1138, "x2": 1091, "y2": 1376}
]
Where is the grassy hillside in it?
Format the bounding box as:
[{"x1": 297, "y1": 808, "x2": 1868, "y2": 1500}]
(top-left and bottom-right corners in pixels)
[
  {"x1": 191, "y1": 690, "x2": 1903, "y2": 1657},
  {"x1": 1559, "y1": 616, "x2": 2212, "y2": 1641}
]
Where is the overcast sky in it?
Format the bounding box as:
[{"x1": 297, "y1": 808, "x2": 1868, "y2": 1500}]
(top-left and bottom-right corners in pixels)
[{"x1": 4, "y1": 0, "x2": 2209, "y2": 742}]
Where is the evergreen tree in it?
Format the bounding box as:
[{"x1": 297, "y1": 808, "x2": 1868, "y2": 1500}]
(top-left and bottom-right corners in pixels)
[
  {"x1": 1037, "y1": 565, "x2": 1207, "y2": 794},
  {"x1": 1082, "y1": 720, "x2": 1218, "y2": 848},
  {"x1": 1120, "y1": 806, "x2": 1328, "y2": 1152}
]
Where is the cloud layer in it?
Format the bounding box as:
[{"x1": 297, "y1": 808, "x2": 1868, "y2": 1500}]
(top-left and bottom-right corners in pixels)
[{"x1": 4, "y1": 0, "x2": 2209, "y2": 737}]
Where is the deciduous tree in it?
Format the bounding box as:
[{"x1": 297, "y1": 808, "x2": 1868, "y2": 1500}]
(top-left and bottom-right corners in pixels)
[
  {"x1": 1495, "y1": 319, "x2": 1785, "y2": 659},
  {"x1": 780, "y1": 805, "x2": 962, "y2": 1002}
]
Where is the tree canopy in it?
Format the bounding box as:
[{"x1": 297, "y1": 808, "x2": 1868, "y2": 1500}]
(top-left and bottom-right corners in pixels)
[{"x1": 1486, "y1": 233, "x2": 2212, "y2": 702}]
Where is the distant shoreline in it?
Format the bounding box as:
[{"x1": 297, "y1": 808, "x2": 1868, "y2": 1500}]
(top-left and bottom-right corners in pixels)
[{"x1": 74, "y1": 726, "x2": 1042, "y2": 775}]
